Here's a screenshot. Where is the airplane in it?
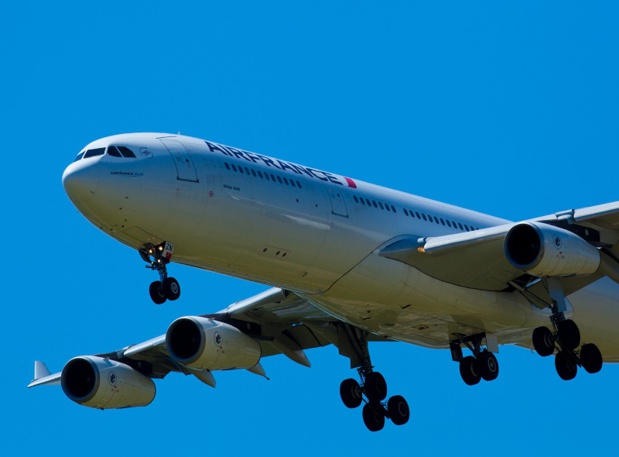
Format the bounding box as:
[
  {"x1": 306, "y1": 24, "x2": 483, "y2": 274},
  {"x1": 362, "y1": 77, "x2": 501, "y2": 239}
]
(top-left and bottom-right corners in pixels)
[{"x1": 29, "y1": 132, "x2": 619, "y2": 431}]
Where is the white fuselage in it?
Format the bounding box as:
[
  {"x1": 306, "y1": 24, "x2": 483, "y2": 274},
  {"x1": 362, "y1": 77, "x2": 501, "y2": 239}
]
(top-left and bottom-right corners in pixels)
[{"x1": 62, "y1": 133, "x2": 619, "y2": 361}]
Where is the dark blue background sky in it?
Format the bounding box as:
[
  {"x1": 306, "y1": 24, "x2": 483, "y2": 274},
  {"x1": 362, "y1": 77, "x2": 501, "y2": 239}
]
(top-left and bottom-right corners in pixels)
[{"x1": 2, "y1": 2, "x2": 618, "y2": 455}]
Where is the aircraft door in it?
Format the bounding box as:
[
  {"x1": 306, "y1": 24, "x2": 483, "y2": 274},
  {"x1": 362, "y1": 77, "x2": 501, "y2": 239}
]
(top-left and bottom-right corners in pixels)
[
  {"x1": 326, "y1": 186, "x2": 348, "y2": 217},
  {"x1": 160, "y1": 139, "x2": 199, "y2": 183}
]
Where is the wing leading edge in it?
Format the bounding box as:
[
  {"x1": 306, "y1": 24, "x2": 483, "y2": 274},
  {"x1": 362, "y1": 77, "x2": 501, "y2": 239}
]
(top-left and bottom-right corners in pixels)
[
  {"x1": 28, "y1": 288, "x2": 378, "y2": 396},
  {"x1": 379, "y1": 201, "x2": 619, "y2": 296}
]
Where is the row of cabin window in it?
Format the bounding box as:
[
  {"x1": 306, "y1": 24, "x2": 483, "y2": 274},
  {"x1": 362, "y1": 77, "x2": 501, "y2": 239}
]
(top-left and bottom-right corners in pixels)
[
  {"x1": 403, "y1": 208, "x2": 480, "y2": 231},
  {"x1": 352, "y1": 195, "x2": 397, "y2": 213},
  {"x1": 224, "y1": 162, "x2": 303, "y2": 189}
]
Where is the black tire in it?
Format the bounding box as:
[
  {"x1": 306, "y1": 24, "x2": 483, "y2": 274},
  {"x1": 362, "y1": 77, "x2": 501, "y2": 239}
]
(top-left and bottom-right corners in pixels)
[
  {"x1": 163, "y1": 277, "x2": 181, "y2": 301},
  {"x1": 580, "y1": 343, "x2": 603, "y2": 374},
  {"x1": 340, "y1": 378, "x2": 362, "y2": 409},
  {"x1": 476, "y1": 351, "x2": 499, "y2": 381},
  {"x1": 555, "y1": 351, "x2": 578, "y2": 381},
  {"x1": 557, "y1": 319, "x2": 580, "y2": 351},
  {"x1": 459, "y1": 356, "x2": 481, "y2": 386},
  {"x1": 364, "y1": 372, "x2": 388, "y2": 402},
  {"x1": 532, "y1": 326, "x2": 555, "y2": 357},
  {"x1": 362, "y1": 402, "x2": 385, "y2": 432},
  {"x1": 149, "y1": 281, "x2": 167, "y2": 305},
  {"x1": 387, "y1": 395, "x2": 410, "y2": 426}
]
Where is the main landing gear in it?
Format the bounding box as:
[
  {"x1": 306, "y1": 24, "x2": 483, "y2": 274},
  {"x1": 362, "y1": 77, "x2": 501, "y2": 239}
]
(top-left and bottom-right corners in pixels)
[
  {"x1": 336, "y1": 325, "x2": 410, "y2": 432},
  {"x1": 450, "y1": 333, "x2": 500, "y2": 386},
  {"x1": 532, "y1": 318, "x2": 603, "y2": 380},
  {"x1": 139, "y1": 242, "x2": 181, "y2": 305},
  {"x1": 340, "y1": 370, "x2": 410, "y2": 432},
  {"x1": 531, "y1": 279, "x2": 603, "y2": 380}
]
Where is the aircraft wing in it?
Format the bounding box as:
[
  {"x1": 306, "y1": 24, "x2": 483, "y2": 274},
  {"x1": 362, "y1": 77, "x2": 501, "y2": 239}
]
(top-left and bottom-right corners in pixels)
[
  {"x1": 379, "y1": 201, "x2": 619, "y2": 297},
  {"x1": 29, "y1": 288, "x2": 375, "y2": 390}
]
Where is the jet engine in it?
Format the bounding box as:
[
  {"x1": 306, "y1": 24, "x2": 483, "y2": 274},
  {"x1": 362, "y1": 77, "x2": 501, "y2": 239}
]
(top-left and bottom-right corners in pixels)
[
  {"x1": 61, "y1": 356, "x2": 155, "y2": 409},
  {"x1": 504, "y1": 222, "x2": 600, "y2": 277},
  {"x1": 166, "y1": 316, "x2": 261, "y2": 370}
]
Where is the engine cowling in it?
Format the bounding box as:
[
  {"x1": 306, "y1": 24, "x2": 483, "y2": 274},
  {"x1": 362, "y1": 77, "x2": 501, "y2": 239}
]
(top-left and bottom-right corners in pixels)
[
  {"x1": 61, "y1": 356, "x2": 155, "y2": 409},
  {"x1": 504, "y1": 222, "x2": 600, "y2": 277},
  {"x1": 166, "y1": 316, "x2": 261, "y2": 370}
]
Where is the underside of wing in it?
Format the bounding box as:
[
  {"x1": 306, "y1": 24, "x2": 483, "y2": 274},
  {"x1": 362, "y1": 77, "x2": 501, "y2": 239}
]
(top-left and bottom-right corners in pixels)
[{"x1": 379, "y1": 201, "x2": 619, "y2": 300}]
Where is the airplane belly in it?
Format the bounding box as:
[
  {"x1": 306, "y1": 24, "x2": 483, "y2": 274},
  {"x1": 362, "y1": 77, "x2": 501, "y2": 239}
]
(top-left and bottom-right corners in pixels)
[
  {"x1": 306, "y1": 252, "x2": 536, "y2": 349},
  {"x1": 567, "y1": 278, "x2": 619, "y2": 361}
]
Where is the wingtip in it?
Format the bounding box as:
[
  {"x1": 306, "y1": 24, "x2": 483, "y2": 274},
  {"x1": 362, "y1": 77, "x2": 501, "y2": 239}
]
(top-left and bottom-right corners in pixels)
[
  {"x1": 28, "y1": 361, "x2": 61, "y2": 388},
  {"x1": 34, "y1": 361, "x2": 51, "y2": 380}
]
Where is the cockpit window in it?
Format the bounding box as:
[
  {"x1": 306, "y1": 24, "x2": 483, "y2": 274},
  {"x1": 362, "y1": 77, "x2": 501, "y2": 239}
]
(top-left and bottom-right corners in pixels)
[
  {"x1": 107, "y1": 146, "x2": 122, "y2": 157},
  {"x1": 74, "y1": 151, "x2": 85, "y2": 162},
  {"x1": 118, "y1": 146, "x2": 136, "y2": 158},
  {"x1": 83, "y1": 147, "x2": 106, "y2": 159}
]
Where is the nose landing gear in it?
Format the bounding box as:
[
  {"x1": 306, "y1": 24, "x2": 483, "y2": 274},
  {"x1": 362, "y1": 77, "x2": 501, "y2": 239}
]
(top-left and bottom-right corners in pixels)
[{"x1": 139, "y1": 242, "x2": 181, "y2": 305}]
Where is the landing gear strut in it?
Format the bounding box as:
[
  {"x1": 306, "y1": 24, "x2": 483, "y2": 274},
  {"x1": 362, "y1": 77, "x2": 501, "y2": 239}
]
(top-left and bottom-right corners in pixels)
[
  {"x1": 451, "y1": 333, "x2": 500, "y2": 386},
  {"x1": 139, "y1": 242, "x2": 181, "y2": 305},
  {"x1": 531, "y1": 278, "x2": 602, "y2": 380},
  {"x1": 337, "y1": 325, "x2": 410, "y2": 432}
]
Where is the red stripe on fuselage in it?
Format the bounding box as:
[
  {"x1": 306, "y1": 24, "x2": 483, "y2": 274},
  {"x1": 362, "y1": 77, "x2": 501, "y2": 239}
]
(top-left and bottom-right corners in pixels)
[{"x1": 345, "y1": 177, "x2": 357, "y2": 188}]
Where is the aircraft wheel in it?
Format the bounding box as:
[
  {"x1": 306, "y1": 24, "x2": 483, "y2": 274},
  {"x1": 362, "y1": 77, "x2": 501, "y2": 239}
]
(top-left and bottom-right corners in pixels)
[
  {"x1": 476, "y1": 351, "x2": 499, "y2": 381},
  {"x1": 555, "y1": 351, "x2": 578, "y2": 381},
  {"x1": 387, "y1": 395, "x2": 410, "y2": 426},
  {"x1": 364, "y1": 372, "x2": 388, "y2": 402},
  {"x1": 340, "y1": 378, "x2": 362, "y2": 409},
  {"x1": 163, "y1": 277, "x2": 181, "y2": 301},
  {"x1": 362, "y1": 402, "x2": 385, "y2": 432},
  {"x1": 580, "y1": 343, "x2": 603, "y2": 374},
  {"x1": 459, "y1": 356, "x2": 481, "y2": 386},
  {"x1": 557, "y1": 319, "x2": 580, "y2": 351},
  {"x1": 532, "y1": 326, "x2": 555, "y2": 357},
  {"x1": 149, "y1": 281, "x2": 167, "y2": 305}
]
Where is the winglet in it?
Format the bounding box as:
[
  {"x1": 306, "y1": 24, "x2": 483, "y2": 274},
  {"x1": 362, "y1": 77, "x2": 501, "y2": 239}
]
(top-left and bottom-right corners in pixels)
[
  {"x1": 28, "y1": 361, "x2": 62, "y2": 388},
  {"x1": 34, "y1": 361, "x2": 51, "y2": 379}
]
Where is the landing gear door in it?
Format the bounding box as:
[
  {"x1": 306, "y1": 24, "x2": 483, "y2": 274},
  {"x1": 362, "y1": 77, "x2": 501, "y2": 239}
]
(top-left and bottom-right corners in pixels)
[{"x1": 160, "y1": 139, "x2": 199, "y2": 183}]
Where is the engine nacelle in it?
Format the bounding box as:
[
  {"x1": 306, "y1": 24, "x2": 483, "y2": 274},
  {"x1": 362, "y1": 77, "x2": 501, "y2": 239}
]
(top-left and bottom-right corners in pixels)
[
  {"x1": 61, "y1": 356, "x2": 155, "y2": 409},
  {"x1": 504, "y1": 222, "x2": 600, "y2": 277},
  {"x1": 166, "y1": 316, "x2": 261, "y2": 371}
]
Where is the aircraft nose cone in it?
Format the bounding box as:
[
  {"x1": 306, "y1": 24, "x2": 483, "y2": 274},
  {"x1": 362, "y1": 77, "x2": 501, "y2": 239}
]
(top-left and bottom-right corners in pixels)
[{"x1": 62, "y1": 160, "x2": 101, "y2": 203}]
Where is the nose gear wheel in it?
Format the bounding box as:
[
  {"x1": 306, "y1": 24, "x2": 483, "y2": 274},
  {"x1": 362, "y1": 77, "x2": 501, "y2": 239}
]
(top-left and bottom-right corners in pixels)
[{"x1": 139, "y1": 242, "x2": 181, "y2": 304}]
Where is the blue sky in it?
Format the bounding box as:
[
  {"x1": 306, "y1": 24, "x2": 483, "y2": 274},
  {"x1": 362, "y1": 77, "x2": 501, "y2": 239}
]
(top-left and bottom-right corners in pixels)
[{"x1": 2, "y1": 1, "x2": 619, "y2": 455}]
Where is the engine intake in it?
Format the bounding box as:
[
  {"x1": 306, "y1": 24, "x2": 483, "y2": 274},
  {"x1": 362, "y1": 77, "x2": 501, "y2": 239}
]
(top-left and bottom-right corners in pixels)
[
  {"x1": 61, "y1": 356, "x2": 155, "y2": 409},
  {"x1": 166, "y1": 316, "x2": 261, "y2": 370},
  {"x1": 504, "y1": 222, "x2": 600, "y2": 277}
]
